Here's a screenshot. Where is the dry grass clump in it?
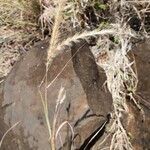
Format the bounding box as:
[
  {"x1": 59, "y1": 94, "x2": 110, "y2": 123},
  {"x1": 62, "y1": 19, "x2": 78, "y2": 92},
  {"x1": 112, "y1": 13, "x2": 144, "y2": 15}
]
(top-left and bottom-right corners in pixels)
[
  {"x1": 0, "y1": 0, "x2": 41, "y2": 39},
  {"x1": 110, "y1": 0, "x2": 150, "y2": 37},
  {"x1": 91, "y1": 0, "x2": 149, "y2": 149},
  {"x1": 90, "y1": 24, "x2": 136, "y2": 150},
  {"x1": 65, "y1": 0, "x2": 111, "y2": 29},
  {"x1": 90, "y1": 1, "x2": 149, "y2": 149},
  {"x1": 0, "y1": 0, "x2": 40, "y2": 27},
  {"x1": 0, "y1": 0, "x2": 42, "y2": 78}
]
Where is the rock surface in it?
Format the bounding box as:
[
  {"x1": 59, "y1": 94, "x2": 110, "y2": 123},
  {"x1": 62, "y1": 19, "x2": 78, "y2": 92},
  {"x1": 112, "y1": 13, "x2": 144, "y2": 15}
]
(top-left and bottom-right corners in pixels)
[
  {"x1": 0, "y1": 40, "x2": 111, "y2": 150},
  {"x1": 0, "y1": 39, "x2": 150, "y2": 150},
  {"x1": 126, "y1": 40, "x2": 150, "y2": 150}
]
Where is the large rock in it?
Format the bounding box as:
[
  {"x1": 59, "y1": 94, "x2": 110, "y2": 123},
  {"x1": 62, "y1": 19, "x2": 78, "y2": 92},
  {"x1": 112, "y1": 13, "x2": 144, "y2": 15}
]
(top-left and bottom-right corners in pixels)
[
  {"x1": 0, "y1": 40, "x2": 112, "y2": 150},
  {"x1": 1, "y1": 38, "x2": 150, "y2": 150},
  {"x1": 126, "y1": 39, "x2": 150, "y2": 150}
]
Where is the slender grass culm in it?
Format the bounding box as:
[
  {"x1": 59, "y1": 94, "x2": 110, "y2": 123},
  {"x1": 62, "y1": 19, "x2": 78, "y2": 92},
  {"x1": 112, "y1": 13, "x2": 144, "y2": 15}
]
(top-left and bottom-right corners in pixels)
[
  {"x1": 0, "y1": 122, "x2": 20, "y2": 149},
  {"x1": 39, "y1": 0, "x2": 67, "y2": 150}
]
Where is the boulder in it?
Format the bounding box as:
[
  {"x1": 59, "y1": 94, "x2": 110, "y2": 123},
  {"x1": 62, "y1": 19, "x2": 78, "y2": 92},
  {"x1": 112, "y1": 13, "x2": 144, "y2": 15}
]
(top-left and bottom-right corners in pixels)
[{"x1": 0, "y1": 40, "x2": 111, "y2": 149}]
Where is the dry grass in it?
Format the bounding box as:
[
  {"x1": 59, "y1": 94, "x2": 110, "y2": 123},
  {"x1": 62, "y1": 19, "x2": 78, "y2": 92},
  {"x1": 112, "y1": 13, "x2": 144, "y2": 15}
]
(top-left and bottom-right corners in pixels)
[
  {"x1": 0, "y1": 0, "x2": 40, "y2": 26},
  {"x1": 39, "y1": 85, "x2": 74, "y2": 150},
  {"x1": 90, "y1": 24, "x2": 136, "y2": 150},
  {"x1": 92, "y1": 0, "x2": 149, "y2": 149},
  {"x1": 46, "y1": 0, "x2": 66, "y2": 66},
  {"x1": 0, "y1": 121, "x2": 20, "y2": 148},
  {"x1": 0, "y1": 0, "x2": 42, "y2": 78},
  {"x1": 1, "y1": 0, "x2": 149, "y2": 149},
  {"x1": 39, "y1": 1, "x2": 75, "y2": 149}
]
